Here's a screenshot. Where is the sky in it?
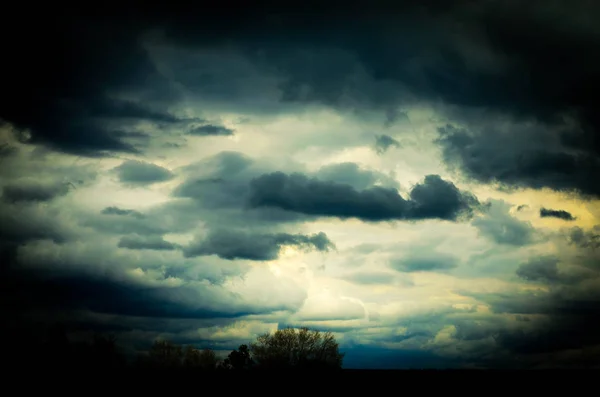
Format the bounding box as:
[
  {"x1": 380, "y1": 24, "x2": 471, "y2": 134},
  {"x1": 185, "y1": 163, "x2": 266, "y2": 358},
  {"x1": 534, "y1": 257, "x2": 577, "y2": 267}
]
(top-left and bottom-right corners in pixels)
[{"x1": 1, "y1": 1, "x2": 600, "y2": 369}]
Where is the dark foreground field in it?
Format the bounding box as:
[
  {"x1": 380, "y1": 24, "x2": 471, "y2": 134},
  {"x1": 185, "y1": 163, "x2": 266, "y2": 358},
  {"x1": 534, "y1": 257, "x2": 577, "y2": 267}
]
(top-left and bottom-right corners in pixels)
[{"x1": 10, "y1": 368, "x2": 598, "y2": 393}]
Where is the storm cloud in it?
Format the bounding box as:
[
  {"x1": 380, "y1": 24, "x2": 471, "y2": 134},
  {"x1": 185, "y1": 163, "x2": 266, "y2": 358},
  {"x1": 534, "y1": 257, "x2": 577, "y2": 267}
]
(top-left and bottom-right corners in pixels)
[
  {"x1": 2, "y1": 2, "x2": 600, "y2": 369},
  {"x1": 183, "y1": 229, "x2": 335, "y2": 260},
  {"x1": 248, "y1": 172, "x2": 479, "y2": 222}
]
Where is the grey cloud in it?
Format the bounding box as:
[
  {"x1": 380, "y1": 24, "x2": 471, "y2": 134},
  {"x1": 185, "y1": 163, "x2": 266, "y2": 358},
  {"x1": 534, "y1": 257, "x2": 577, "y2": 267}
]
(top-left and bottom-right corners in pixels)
[
  {"x1": 453, "y1": 318, "x2": 504, "y2": 342},
  {"x1": 82, "y1": 211, "x2": 169, "y2": 236},
  {"x1": 484, "y1": 295, "x2": 600, "y2": 358},
  {"x1": 384, "y1": 108, "x2": 409, "y2": 128},
  {"x1": 179, "y1": 151, "x2": 254, "y2": 180},
  {"x1": 340, "y1": 271, "x2": 404, "y2": 286},
  {"x1": 188, "y1": 124, "x2": 235, "y2": 136},
  {"x1": 101, "y1": 206, "x2": 145, "y2": 219},
  {"x1": 0, "y1": 204, "x2": 71, "y2": 244},
  {"x1": 1, "y1": 181, "x2": 71, "y2": 203},
  {"x1": 315, "y1": 162, "x2": 399, "y2": 190},
  {"x1": 437, "y1": 124, "x2": 600, "y2": 198},
  {"x1": 0, "y1": 15, "x2": 187, "y2": 157},
  {"x1": 2, "y1": 265, "x2": 296, "y2": 321},
  {"x1": 175, "y1": 154, "x2": 401, "y2": 216},
  {"x1": 172, "y1": 151, "x2": 257, "y2": 209},
  {"x1": 408, "y1": 174, "x2": 479, "y2": 220},
  {"x1": 248, "y1": 172, "x2": 479, "y2": 222},
  {"x1": 117, "y1": 235, "x2": 179, "y2": 251},
  {"x1": 462, "y1": 253, "x2": 600, "y2": 359},
  {"x1": 4, "y1": 2, "x2": 600, "y2": 165},
  {"x1": 1, "y1": 230, "x2": 307, "y2": 351},
  {"x1": 374, "y1": 134, "x2": 400, "y2": 155},
  {"x1": 114, "y1": 160, "x2": 174, "y2": 186},
  {"x1": 0, "y1": 141, "x2": 18, "y2": 158},
  {"x1": 391, "y1": 252, "x2": 458, "y2": 273},
  {"x1": 183, "y1": 229, "x2": 335, "y2": 261},
  {"x1": 540, "y1": 207, "x2": 576, "y2": 221},
  {"x1": 173, "y1": 177, "x2": 247, "y2": 209},
  {"x1": 516, "y1": 256, "x2": 562, "y2": 284},
  {"x1": 568, "y1": 226, "x2": 600, "y2": 249},
  {"x1": 471, "y1": 199, "x2": 536, "y2": 246}
]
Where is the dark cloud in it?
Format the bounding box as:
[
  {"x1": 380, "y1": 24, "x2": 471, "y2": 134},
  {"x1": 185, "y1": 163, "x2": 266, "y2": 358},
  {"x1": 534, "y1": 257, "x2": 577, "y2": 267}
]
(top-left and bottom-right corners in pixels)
[
  {"x1": 4, "y1": 2, "x2": 600, "y2": 164},
  {"x1": 113, "y1": 160, "x2": 174, "y2": 186},
  {"x1": 462, "y1": 249, "x2": 600, "y2": 362},
  {"x1": 82, "y1": 211, "x2": 169, "y2": 236},
  {"x1": 0, "y1": 14, "x2": 187, "y2": 156},
  {"x1": 471, "y1": 200, "x2": 536, "y2": 246},
  {"x1": 374, "y1": 134, "x2": 400, "y2": 155},
  {"x1": 540, "y1": 207, "x2": 576, "y2": 221},
  {"x1": 1, "y1": 264, "x2": 287, "y2": 321},
  {"x1": 248, "y1": 172, "x2": 479, "y2": 222},
  {"x1": 315, "y1": 162, "x2": 398, "y2": 190},
  {"x1": 408, "y1": 174, "x2": 479, "y2": 220},
  {"x1": 436, "y1": 123, "x2": 600, "y2": 198},
  {"x1": 188, "y1": 124, "x2": 235, "y2": 136},
  {"x1": 101, "y1": 206, "x2": 145, "y2": 219},
  {"x1": 568, "y1": 226, "x2": 600, "y2": 249},
  {"x1": 117, "y1": 235, "x2": 178, "y2": 251},
  {"x1": 2, "y1": 181, "x2": 71, "y2": 203},
  {"x1": 391, "y1": 252, "x2": 458, "y2": 273},
  {"x1": 183, "y1": 229, "x2": 335, "y2": 260},
  {"x1": 173, "y1": 177, "x2": 246, "y2": 209},
  {"x1": 384, "y1": 108, "x2": 409, "y2": 128},
  {"x1": 0, "y1": 205, "x2": 70, "y2": 244},
  {"x1": 475, "y1": 290, "x2": 600, "y2": 362},
  {"x1": 3, "y1": 3, "x2": 600, "y2": 369},
  {"x1": 174, "y1": 155, "x2": 401, "y2": 221},
  {"x1": 179, "y1": 151, "x2": 254, "y2": 182},
  {"x1": 516, "y1": 256, "x2": 562, "y2": 284}
]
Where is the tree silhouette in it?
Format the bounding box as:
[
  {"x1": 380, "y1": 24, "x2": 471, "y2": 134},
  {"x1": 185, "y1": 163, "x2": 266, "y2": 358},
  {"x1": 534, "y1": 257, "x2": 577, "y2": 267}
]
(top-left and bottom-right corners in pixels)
[
  {"x1": 183, "y1": 345, "x2": 218, "y2": 370},
  {"x1": 250, "y1": 327, "x2": 344, "y2": 369},
  {"x1": 146, "y1": 339, "x2": 184, "y2": 369},
  {"x1": 7, "y1": 324, "x2": 348, "y2": 372},
  {"x1": 89, "y1": 334, "x2": 126, "y2": 369},
  {"x1": 223, "y1": 344, "x2": 254, "y2": 370}
]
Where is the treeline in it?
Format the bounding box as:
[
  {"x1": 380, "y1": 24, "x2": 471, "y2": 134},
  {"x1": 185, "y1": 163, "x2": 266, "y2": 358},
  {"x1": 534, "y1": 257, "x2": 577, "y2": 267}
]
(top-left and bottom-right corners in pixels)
[{"x1": 10, "y1": 326, "x2": 344, "y2": 371}]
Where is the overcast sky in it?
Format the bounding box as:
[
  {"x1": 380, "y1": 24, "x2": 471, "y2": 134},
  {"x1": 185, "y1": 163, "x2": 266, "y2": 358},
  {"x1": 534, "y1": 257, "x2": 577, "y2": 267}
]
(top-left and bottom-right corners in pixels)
[{"x1": 2, "y1": 1, "x2": 600, "y2": 369}]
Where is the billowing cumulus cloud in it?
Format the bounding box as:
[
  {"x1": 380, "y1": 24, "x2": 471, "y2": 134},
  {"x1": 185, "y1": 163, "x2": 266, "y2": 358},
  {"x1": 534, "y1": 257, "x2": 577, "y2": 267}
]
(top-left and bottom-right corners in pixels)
[{"x1": 2, "y1": 2, "x2": 600, "y2": 369}]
